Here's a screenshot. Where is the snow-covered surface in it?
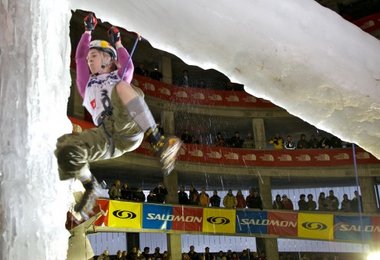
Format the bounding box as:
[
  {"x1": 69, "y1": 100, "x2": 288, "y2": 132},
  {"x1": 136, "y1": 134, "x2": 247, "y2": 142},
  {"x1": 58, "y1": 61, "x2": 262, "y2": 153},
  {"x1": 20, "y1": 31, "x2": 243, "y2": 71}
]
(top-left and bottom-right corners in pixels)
[
  {"x1": 70, "y1": 0, "x2": 380, "y2": 158},
  {"x1": 0, "y1": 0, "x2": 72, "y2": 259}
]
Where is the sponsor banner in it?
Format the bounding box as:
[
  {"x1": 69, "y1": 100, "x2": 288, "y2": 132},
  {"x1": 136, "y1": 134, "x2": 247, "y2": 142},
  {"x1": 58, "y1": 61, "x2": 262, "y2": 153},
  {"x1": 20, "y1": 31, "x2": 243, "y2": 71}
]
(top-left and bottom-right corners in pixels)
[
  {"x1": 371, "y1": 216, "x2": 380, "y2": 241},
  {"x1": 203, "y1": 208, "x2": 235, "y2": 234},
  {"x1": 268, "y1": 211, "x2": 298, "y2": 237},
  {"x1": 334, "y1": 215, "x2": 372, "y2": 242},
  {"x1": 142, "y1": 204, "x2": 173, "y2": 230},
  {"x1": 95, "y1": 199, "x2": 109, "y2": 226},
  {"x1": 298, "y1": 213, "x2": 333, "y2": 240},
  {"x1": 108, "y1": 200, "x2": 142, "y2": 229},
  {"x1": 172, "y1": 206, "x2": 203, "y2": 232},
  {"x1": 236, "y1": 210, "x2": 268, "y2": 235}
]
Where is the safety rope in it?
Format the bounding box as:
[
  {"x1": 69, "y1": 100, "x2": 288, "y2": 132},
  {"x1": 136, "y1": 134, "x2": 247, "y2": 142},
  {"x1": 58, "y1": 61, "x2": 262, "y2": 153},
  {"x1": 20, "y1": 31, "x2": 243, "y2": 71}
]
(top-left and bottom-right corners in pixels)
[
  {"x1": 351, "y1": 143, "x2": 365, "y2": 251},
  {"x1": 121, "y1": 33, "x2": 142, "y2": 81}
]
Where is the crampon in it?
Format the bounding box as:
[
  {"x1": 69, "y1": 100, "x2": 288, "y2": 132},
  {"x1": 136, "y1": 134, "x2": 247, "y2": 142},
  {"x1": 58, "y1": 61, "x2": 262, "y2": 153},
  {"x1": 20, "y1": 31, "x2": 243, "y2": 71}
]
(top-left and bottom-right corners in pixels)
[
  {"x1": 74, "y1": 176, "x2": 102, "y2": 220},
  {"x1": 157, "y1": 136, "x2": 183, "y2": 176}
]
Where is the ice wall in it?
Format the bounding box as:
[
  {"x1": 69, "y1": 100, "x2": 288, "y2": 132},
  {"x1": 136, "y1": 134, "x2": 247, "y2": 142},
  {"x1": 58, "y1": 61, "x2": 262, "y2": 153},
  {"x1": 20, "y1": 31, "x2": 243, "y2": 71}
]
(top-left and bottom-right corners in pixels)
[
  {"x1": 70, "y1": 0, "x2": 380, "y2": 158},
  {"x1": 0, "y1": 0, "x2": 72, "y2": 259}
]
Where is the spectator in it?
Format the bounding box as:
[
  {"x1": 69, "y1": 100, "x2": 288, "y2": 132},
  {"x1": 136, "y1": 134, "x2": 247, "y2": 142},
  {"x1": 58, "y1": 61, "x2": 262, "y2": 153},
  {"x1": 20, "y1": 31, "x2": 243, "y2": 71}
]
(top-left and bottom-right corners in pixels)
[
  {"x1": 141, "y1": 247, "x2": 150, "y2": 260},
  {"x1": 318, "y1": 135, "x2": 330, "y2": 149},
  {"x1": 183, "y1": 253, "x2": 191, "y2": 260},
  {"x1": 147, "y1": 190, "x2": 157, "y2": 203},
  {"x1": 153, "y1": 182, "x2": 168, "y2": 203},
  {"x1": 115, "y1": 250, "x2": 123, "y2": 260},
  {"x1": 188, "y1": 245, "x2": 200, "y2": 260},
  {"x1": 284, "y1": 135, "x2": 296, "y2": 150},
  {"x1": 269, "y1": 134, "x2": 283, "y2": 150},
  {"x1": 272, "y1": 194, "x2": 284, "y2": 210},
  {"x1": 121, "y1": 182, "x2": 133, "y2": 201},
  {"x1": 308, "y1": 134, "x2": 319, "y2": 149},
  {"x1": 350, "y1": 190, "x2": 363, "y2": 212},
  {"x1": 181, "y1": 69, "x2": 190, "y2": 87},
  {"x1": 181, "y1": 130, "x2": 193, "y2": 144},
  {"x1": 133, "y1": 187, "x2": 146, "y2": 202},
  {"x1": 297, "y1": 134, "x2": 309, "y2": 149},
  {"x1": 258, "y1": 251, "x2": 266, "y2": 260},
  {"x1": 210, "y1": 190, "x2": 221, "y2": 207},
  {"x1": 153, "y1": 247, "x2": 162, "y2": 259},
  {"x1": 236, "y1": 189, "x2": 247, "y2": 208},
  {"x1": 189, "y1": 185, "x2": 200, "y2": 205},
  {"x1": 97, "y1": 250, "x2": 111, "y2": 260},
  {"x1": 231, "y1": 252, "x2": 239, "y2": 260},
  {"x1": 229, "y1": 131, "x2": 243, "y2": 148},
  {"x1": 203, "y1": 247, "x2": 213, "y2": 260},
  {"x1": 242, "y1": 133, "x2": 255, "y2": 149},
  {"x1": 330, "y1": 136, "x2": 342, "y2": 148},
  {"x1": 240, "y1": 249, "x2": 250, "y2": 260},
  {"x1": 150, "y1": 66, "x2": 163, "y2": 81},
  {"x1": 298, "y1": 194, "x2": 308, "y2": 211},
  {"x1": 134, "y1": 63, "x2": 149, "y2": 77},
  {"x1": 109, "y1": 179, "x2": 121, "y2": 200},
  {"x1": 215, "y1": 251, "x2": 225, "y2": 260},
  {"x1": 157, "y1": 124, "x2": 164, "y2": 135},
  {"x1": 199, "y1": 187, "x2": 210, "y2": 207},
  {"x1": 178, "y1": 185, "x2": 189, "y2": 205},
  {"x1": 128, "y1": 246, "x2": 139, "y2": 260},
  {"x1": 198, "y1": 80, "x2": 207, "y2": 88},
  {"x1": 223, "y1": 189, "x2": 237, "y2": 209},
  {"x1": 162, "y1": 251, "x2": 169, "y2": 260},
  {"x1": 246, "y1": 188, "x2": 263, "y2": 210},
  {"x1": 326, "y1": 190, "x2": 339, "y2": 211},
  {"x1": 340, "y1": 194, "x2": 351, "y2": 212},
  {"x1": 225, "y1": 80, "x2": 234, "y2": 91},
  {"x1": 225, "y1": 250, "x2": 233, "y2": 260},
  {"x1": 306, "y1": 194, "x2": 317, "y2": 211},
  {"x1": 121, "y1": 251, "x2": 127, "y2": 260},
  {"x1": 192, "y1": 129, "x2": 204, "y2": 145},
  {"x1": 215, "y1": 132, "x2": 226, "y2": 147},
  {"x1": 281, "y1": 195, "x2": 294, "y2": 210},
  {"x1": 318, "y1": 192, "x2": 329, "y2": 211}
]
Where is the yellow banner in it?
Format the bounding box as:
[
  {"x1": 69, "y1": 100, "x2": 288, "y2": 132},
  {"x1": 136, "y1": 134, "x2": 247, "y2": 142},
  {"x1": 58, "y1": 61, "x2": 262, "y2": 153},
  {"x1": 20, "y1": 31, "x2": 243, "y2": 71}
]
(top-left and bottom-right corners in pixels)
[
  {"x1": 108, "y1": 200, "x2": 142, "y2": 229},
  {"x1": 202, "y1": 208, "x2": 235, "y2": 234},
  {"x1": 298, "y1": 213, "x2": 333, "y2": 240}
]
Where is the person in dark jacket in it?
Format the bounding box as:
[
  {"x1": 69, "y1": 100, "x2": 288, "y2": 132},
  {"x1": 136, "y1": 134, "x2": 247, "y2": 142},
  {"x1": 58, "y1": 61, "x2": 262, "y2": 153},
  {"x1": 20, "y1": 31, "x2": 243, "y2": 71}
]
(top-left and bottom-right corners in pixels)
[
  {"x1": 298, "y1": 194, "x2": 308, "y2": 211},
  {"x1": 153, "y1": 182, "x2": 168, "y2": 203},
  {"x1": 210, "y1": 190, "x2": 221, "y2": 207},
  {"x1": 246, "y1": 188, "x2": 263, "y2": 210},
  {"x1": 178, "y1": 185, "x2": 189, "y2": 205}
]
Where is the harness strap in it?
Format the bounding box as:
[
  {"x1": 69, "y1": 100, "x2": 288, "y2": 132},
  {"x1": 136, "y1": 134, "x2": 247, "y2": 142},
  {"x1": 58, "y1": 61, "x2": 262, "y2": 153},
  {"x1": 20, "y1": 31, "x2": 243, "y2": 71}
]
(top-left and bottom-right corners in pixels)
[{"x1": 98, "y1": 90, "x2": 115, "y2": 158}]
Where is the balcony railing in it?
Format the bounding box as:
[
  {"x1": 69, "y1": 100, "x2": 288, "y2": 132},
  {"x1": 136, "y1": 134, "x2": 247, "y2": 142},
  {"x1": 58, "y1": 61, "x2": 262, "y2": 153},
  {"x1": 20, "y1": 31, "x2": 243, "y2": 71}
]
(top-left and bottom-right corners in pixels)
[
  {"x1": 132, "y1": 75, "x2": 276, "y2": 108},
  {"x1": 69, "y1": 117, "x2": 380, "y2": 167}
]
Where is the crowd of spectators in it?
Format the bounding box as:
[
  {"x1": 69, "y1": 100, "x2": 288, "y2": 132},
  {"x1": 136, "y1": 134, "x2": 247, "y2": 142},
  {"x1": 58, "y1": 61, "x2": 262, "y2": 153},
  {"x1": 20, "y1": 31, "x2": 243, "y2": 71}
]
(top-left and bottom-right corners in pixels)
[
  {"x1": 180, "y1": 130, "x2": 348, "y2": 151},
  {"x1": 108, "y1": 180, "x2": 167, "y2": 204},
  {"x1": 135, "y1": 64, "x2": 230, "y2": 90},
  {"x1": 94, "y1": 245, "x2": 362, "y2": 259},
  {"x1": 108, "y1": 180, "x2": 363, "y2": 213},
  {"x1": 181, "y1": 246, "x2": 264, "y2": 260},
  {"x1": 273, "y1": 190, "x2": 362, "y2": 212},
  {"x1": 268, "y1": 133, "x2": 348, "y2": 150},
  {"x1": 181, "y1": 130, "x2": 254, "y2": 149},
  {"x1": 174, "y1": 186, "x2": 264, "y2": 210},
  {"x1": 95, "y1": 246, "x2": 169, "y2": 260}
]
